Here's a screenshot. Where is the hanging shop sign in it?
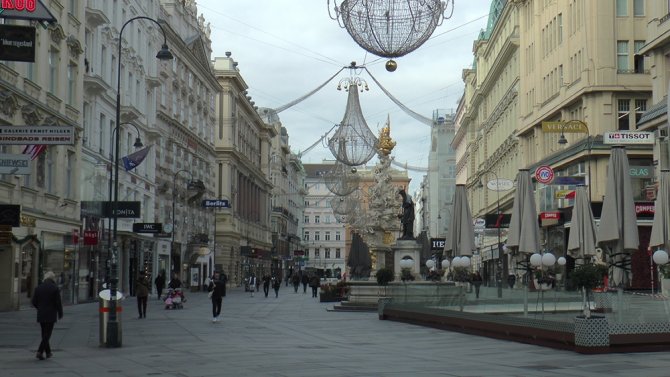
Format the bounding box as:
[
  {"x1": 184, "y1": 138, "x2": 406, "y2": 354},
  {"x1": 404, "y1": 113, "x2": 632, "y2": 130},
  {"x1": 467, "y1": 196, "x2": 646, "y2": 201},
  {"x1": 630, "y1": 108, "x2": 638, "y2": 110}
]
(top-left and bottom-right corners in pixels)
[
  {"x1": 430, "y1": 238, "x2": 445, "y2": 250},
  {"x1": 0, "y1": 126, "x2": 75, "y2": 145},
  {"x1": 603, "y1": 131, "x2": 654, "y2": 145},
  {"x1": 0, "y1": 153, "x2": 30, "y2": 174},
  {"x1": 0, "y1": 24, "x2": 35, "y2": 62}
]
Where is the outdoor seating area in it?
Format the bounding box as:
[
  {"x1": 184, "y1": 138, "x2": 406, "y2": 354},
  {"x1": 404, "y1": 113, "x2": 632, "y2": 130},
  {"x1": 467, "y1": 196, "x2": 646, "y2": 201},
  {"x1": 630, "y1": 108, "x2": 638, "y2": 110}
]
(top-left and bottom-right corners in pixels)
[{"x1": 376, "y1": 283, "x2": 670, "y2": 354}]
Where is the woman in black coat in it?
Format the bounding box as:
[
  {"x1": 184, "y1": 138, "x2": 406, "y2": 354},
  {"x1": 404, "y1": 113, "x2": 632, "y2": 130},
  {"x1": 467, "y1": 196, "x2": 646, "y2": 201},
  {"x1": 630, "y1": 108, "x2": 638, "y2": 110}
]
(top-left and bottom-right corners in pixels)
[
  {"x1": 31, "y1": 271, "x2": 63, "y2": 360},
  {"x1": 207, "y1": 271, "x2": 227, "y2": 323}
]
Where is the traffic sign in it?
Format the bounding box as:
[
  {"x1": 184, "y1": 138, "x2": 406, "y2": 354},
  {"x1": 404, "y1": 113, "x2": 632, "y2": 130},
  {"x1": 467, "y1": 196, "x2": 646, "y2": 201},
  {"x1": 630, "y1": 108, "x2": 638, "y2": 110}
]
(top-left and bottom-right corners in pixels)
[{"x1": 535, "y1": 165, "x2": 554, "y2": 184}]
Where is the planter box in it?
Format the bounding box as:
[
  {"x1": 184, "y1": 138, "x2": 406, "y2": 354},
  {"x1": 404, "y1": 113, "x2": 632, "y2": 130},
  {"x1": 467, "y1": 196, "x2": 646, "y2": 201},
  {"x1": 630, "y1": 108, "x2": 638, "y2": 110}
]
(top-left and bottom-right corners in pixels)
[
  {"x1": 574, "y1": 316, "x2": 609, "y2": 353},
  {"x1": 319, "y1": 293, "x2": 343, "y2": 303}
]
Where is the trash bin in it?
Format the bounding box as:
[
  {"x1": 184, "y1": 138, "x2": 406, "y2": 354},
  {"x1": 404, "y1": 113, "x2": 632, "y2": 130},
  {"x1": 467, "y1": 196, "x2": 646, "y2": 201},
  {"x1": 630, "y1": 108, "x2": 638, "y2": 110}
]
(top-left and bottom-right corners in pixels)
[{"x1": 99, "y1": 289, "x2": 123, "y2": 347}]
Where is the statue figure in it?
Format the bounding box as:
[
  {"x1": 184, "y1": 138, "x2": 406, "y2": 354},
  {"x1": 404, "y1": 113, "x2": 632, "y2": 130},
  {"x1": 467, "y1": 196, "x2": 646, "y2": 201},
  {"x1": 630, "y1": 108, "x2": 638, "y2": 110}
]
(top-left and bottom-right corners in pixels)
[
  {"x1": 377, "y1": 116, "x2": 396, "y2": 157},
  {"x1": 398, "y1": 189, "x2": 415, "y2": 240}
]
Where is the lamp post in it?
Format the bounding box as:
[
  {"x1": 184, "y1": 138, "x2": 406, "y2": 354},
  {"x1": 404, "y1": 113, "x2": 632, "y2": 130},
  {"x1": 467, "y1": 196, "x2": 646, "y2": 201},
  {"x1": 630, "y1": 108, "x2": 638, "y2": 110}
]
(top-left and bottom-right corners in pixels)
[
  {"x1": 106, "y1": 123, "x2": 143, "y2": 273},
  {"x1": 480, "y1": 170, "x2": 503, "y2": 298},
  {"x1": 557, "y1": 120, "x2": 591, "y2": 199},
  {"x1": 171, "y1": 169, "x2": 195, "y2": 275},
  {"x1": 529, "y1": 251, "x2": 566, "y2": 318},
  {"x1": 108, "y1": 16, "x2": 173, "y2": 348}
]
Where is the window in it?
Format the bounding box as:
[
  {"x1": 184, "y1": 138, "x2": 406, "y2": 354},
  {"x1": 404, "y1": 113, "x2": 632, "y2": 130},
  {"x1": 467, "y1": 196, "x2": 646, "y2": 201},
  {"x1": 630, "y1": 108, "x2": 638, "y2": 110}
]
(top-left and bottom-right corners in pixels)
[
  {"x1": 66, "y1": 151, "x2": 74, "y2": 198},
  {"x1": 635, "y1": 99, "x2": 647, "y2": 126},
  {"x1": 101, "y1": 45, "x2": 107, "y2": 79},
  {"x1": 314, "y1": 248, "x2": 320, "y2": 258},
  {"x1": 304, "y1": 231, "x2": 310, "y2": 241},
  {"x1": 325, "y1": 231, "x2": 331, "y2": 241},
  {"x1": 67, "y1": 64, "x2": 76, "y2": 105},
  {"x1": 304, "y1": 215, "x2": 309, "y2": 224},
  {"x1": 618, "y1": 99, "x2": 630, "y2": 130},
  {"x1": 315, "y1": 215, "x2": 320, "y2": 224},
  {"x1": 634, "y1": 40, "x2": 646, "y2": 73},
  {"x1": 99, "y1": 114, "x2": 106, "y2": 153},
  {"x1": 616, "y1": 0, "x2": 627, "y2": 16},
  {"x1": 557, "y1": 13, "x2": 563, "y2": 44},
  {"x1": 46, "y1": 148, "x2": 54, "y2": 193},
  {"x1": 617, "y1": 41, "x2": 629, "y2": 72},
  {"x1": 336, "y1": 249, "x2": 341, "y2": 259},
  {"x1": 335, "y1": 231, "x2": 341, "y2": 241},
  {"x1": 633, "y1": 0, "x2": 644, "y2": 16},
  {"x1": 49, "y1": 49, "x2": 59, "y2": 94},
  {"x1": 325, "y1": 249, "x2": 331, "y2": 259},
  {"x1": 314, "y1": 232, "x2": 320, "y2": 241}
]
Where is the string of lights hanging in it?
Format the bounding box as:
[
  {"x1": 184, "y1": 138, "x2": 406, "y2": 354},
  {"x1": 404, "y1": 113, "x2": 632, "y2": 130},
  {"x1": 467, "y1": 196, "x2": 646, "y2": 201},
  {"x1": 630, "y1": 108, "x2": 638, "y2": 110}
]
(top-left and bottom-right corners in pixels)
[{"x1": 328, "y1": 0, "x2": 455, "y2": 71}]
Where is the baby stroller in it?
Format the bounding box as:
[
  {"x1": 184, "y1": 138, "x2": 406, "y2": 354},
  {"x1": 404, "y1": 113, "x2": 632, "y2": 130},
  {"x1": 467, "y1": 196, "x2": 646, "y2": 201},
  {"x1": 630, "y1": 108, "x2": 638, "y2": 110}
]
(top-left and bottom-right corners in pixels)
[{"x1": 164, "y1": 288, "x2": 185, "y2": 309}]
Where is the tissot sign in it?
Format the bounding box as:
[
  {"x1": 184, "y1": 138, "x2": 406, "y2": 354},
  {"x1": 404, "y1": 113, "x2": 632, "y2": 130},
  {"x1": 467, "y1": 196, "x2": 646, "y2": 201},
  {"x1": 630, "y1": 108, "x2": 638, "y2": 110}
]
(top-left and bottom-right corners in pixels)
[{"x1": 603, "y1": 131, "x2": 654, "y2": 145}]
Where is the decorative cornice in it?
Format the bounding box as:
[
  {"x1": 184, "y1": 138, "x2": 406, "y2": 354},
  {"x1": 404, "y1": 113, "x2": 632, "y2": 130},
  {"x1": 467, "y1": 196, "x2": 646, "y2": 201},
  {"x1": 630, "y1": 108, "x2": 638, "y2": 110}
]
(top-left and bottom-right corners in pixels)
[
  {"x1": 66, "y1": 35, "x2": 84, "y2": 58},
  {"x1": 0, "y1": 90, "x2": 18, "y2": 117},
  {"x1": 21, "y1": 104, "x2": 41, "y2": 125},
  {"x1": 48, "y1": 23, "x2": 66, "y2": 44}
]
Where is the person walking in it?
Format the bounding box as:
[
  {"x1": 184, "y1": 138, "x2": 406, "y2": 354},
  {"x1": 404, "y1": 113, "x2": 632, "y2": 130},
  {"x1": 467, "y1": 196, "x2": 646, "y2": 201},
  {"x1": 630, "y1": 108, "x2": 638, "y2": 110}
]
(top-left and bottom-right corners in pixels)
[
  {"x1": 136, "y1": 272, "x2": 150, "y2": 318},
  {"x1": 272, "y1": 275, "x2": 281, "y2": 298},
  {"x1": 208, "y1": 271, "x2": 227, "y2": 322},
  {"x1": 301, "y1": 273, "x2": 309, "y2": 294},
  {"x1": 262, "y1": 274, "x2": 271, "y2": 298},
  {"x1": 309, "y1": 274, "x2": 320, "y2": 298},
  {"x1": 154, "y1": 271, "x2": 165, "y2": 300},
  {"x1": 248, "y1": 274, "x2": 257, "y2": 297},
  {"x1": 472, "y1": 271, "x2": 483, "y2": 299},
  {"x1": 291, "y1": 274, "x2": 300, "y2": 293},
  {"x1": 31, "y1": 271, "x2": 63, "y2": 360},
  {"x1": 168, "y1": 272, "x2": 182, "y2": 289}
]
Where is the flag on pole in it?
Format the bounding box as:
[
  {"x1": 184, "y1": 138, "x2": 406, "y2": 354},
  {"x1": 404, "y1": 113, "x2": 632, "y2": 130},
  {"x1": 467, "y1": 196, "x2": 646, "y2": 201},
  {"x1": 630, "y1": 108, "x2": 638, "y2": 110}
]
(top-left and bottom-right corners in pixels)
[
  {"x1": 22, "y1": 145, "x2": 47, "y2": 160},
  {"x1": 121, "y1": 145, "x2": 152, "y2": 171}
]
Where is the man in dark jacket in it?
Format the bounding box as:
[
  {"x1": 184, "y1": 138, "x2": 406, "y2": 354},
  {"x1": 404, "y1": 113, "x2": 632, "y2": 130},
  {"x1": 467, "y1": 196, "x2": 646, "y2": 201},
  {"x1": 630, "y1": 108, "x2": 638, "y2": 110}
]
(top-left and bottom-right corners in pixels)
[
  {"x1": 208, "y1": 271, "x2": 227, "y2": 323},
  {"x1": 154, "y1": 271, "x2": 165, "y2": 300},
  {"x1": 31, "y1": 271, "x2": 63, "y2": 360}
]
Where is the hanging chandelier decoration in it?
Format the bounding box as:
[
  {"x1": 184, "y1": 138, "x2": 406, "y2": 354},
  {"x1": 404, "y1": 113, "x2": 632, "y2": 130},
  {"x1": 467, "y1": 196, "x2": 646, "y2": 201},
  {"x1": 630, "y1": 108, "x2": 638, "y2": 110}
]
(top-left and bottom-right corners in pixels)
[
  {"x1": 324, "y1": 161, "x2": 361, "y2": 196},
  {"x1": 331, "y1": 190, "x2": 362, "y2": 215},
  {"x1": 328, "y1": 69, "x2": 378, "y2": 166},
  {"x1": 328, "y1": 0, "x2": 455, "y2": 71}
]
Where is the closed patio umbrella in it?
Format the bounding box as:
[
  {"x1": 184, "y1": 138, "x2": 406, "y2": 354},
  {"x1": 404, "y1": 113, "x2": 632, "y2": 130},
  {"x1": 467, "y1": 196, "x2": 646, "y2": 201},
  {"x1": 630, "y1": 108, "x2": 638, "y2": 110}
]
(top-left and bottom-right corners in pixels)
[
  {"x1": 596, "y1": 146, "x2": 639, "y2": 287},
  {"x1": 650, "y1": 170, "x2": 670, "y2": 251},
  {"x1": 444, "y1": 184, "x2": 476, "y2": 257},
  {"x1": 507, "y1": 169, "x2": 541, "y2": 254},
  {"x1": 567, "y1": 185, "x2": 598, "y2": 260}
]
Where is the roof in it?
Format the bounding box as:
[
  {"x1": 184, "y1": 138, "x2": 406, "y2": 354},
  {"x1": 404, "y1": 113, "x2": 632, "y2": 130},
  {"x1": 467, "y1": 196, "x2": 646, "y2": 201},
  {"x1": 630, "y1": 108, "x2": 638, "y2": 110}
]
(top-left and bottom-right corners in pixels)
[{"x1": 637, "y1": 97, "x2": 667, "y2": 126}]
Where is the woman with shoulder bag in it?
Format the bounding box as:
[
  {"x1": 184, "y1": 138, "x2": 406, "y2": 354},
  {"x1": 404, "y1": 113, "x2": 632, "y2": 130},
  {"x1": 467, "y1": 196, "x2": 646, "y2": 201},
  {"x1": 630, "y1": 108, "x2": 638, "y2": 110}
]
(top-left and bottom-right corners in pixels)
[{"x1": 208, "y1": 271, "x2": 227, "y2": 323}]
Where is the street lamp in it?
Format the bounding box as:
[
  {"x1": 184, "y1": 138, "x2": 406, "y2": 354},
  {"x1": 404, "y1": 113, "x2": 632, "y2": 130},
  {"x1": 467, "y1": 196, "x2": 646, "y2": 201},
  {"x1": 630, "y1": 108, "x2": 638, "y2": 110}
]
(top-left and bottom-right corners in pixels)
[
  {"x1": 171, "y1": 169, "x2": 196, "y2": 274},
  {"x1": 106, "y1": 123, "x2": 143, "y2": 259},
  {"x1": 479, "y1": 170, "x2": 503, "y2": 298},
  {"x1": 557, "y1": 120, "x2": 591, "y2": 199},
  {"x1": 108, "y1": 16, "x2": 173, "y2": 348}
]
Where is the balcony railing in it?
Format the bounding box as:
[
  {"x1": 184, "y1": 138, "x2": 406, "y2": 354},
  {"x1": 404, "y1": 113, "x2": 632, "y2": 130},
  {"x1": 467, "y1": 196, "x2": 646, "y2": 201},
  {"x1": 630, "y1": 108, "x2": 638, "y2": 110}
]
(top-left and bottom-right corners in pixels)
[{"x1": 660, "y1": 12, "x2": 670, "y2": 25}]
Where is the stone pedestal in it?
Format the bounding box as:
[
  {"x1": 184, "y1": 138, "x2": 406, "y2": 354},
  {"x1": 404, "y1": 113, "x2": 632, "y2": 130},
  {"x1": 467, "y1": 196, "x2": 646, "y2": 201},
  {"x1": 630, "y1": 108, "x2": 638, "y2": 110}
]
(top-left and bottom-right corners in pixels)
[{"x1": 393, "y1": 239, "x2": 421, "y2": 278}]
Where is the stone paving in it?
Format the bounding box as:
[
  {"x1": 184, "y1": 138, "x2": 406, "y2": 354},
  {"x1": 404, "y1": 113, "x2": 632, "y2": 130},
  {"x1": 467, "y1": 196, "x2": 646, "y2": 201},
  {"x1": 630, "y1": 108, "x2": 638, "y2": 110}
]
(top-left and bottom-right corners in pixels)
[{"x1": 2, "y1": 285, "x2": 670, "y2": 377}]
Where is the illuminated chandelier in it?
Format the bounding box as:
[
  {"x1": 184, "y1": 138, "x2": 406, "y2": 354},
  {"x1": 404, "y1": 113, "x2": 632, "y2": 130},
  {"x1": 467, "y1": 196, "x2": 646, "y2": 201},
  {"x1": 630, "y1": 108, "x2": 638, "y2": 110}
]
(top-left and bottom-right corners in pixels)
[
  {"x1": 328, "y1": 74, "x2": 378, "y2": 166},
  {"x1": 328, "y1": 0, "x2": 455, "y2": 71},
  {"x1": 324, "y1": 161, "x2": 360, "y2": 196}
]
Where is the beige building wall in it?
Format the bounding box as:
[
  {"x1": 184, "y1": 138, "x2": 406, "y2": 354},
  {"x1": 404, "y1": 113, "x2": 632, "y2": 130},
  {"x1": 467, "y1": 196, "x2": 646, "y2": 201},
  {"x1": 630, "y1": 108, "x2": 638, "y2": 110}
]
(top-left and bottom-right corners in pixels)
[
  {"x1": 213, "y1": 55, "x2": 275, "y2": 286},
  {"x1": 0, "y1": 2, "x2": 84, "y2": 309}
]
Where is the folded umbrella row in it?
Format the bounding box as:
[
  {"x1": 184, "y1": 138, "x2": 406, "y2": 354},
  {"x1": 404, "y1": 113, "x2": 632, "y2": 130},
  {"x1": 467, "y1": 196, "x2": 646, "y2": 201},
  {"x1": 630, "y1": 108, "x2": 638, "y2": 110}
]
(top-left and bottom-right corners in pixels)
[{"x1": 441, "y1": 146, "x2": 662, "y2": 289}]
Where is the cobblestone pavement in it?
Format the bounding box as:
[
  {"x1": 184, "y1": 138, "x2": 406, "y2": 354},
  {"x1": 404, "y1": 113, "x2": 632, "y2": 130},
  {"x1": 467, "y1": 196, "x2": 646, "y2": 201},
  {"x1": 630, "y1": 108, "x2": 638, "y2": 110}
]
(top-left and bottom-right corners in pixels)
[{"x1": 2, "y1": 285, "x2": 670, "y2": 377}]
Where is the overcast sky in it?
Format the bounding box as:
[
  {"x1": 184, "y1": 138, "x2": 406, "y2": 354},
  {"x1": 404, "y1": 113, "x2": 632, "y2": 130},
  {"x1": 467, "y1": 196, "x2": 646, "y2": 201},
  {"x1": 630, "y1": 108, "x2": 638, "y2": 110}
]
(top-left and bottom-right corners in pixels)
[{"x1": 196, "y1": 1, "x2": 491, "y2": 193}]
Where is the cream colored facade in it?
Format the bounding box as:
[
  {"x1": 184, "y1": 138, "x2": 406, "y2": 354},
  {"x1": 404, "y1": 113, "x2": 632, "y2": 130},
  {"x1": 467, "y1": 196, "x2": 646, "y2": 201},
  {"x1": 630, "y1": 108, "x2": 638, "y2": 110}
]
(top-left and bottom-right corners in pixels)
[
  {"x1": 156, "y1": 0, "x2": 219, "y2": 289},
  {"x1": 465, "y1": 0, "x2": 654, "y2": 288},
  {"x1": 637, "y1": 1, "x2": 670, "y2": 175},
  {"x1": 212, "y1": 55, "x2": 276, "y2": 287},
  {"x1": 464, "y1": 1, "x2": 520, "y2": 283},
  {"x1": 0, "y1": 2, "x2": 84, "y2": 309}
]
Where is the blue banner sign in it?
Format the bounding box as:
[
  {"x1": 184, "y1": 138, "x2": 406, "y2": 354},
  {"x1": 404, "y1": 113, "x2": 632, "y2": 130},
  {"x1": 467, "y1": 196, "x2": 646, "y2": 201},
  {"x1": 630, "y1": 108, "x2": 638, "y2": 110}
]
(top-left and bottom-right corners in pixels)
[
  {"x1": 202, "y1": 199, "x2": 230, "y2": 208},
  {"x1": 551, "y1": 176, "x2": 585, "y2": 185}
]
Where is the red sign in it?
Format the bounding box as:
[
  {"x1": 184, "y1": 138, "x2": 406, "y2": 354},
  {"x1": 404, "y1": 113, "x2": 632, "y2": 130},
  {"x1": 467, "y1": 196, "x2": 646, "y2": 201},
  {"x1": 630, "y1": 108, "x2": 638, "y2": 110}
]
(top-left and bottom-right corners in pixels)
[
  {"x1": 535, "y1": 165, "x2": 555, "y2": 184},
  {"x1": 293, "y1": 250, "x2": 305, "y2": 256},
  {"x1": 72, "y1": 229, "x2": 79, "y2": 244},
  {"x1": 540, "y1": 212, "x2": 561, "y2": 220},
  {"x1": 1, "y1": 0, "x2": 37, "y2": 11},
  {"x1": 83, "y1": 230, "x2": 99, "y2": 246},
  {"x1": 635, "y1": 203, "x2": 655, "y2": 215}
]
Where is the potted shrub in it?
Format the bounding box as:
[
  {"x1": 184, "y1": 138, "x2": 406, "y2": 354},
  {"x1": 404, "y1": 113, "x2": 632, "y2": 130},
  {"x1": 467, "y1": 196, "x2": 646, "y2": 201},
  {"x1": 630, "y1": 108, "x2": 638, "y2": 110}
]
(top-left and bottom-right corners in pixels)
[
  {"x1": 376, "y1": 267, "x2": 395, "y2": 297},
  {"x1": 570, "y1": 263, "x2": 608, "y2": 318}
]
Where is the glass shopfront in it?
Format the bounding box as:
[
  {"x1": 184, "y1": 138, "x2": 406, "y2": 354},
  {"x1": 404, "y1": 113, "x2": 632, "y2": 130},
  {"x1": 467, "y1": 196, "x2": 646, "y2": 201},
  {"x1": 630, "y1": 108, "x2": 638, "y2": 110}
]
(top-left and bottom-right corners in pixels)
[{"x1": 42, "y1": 232, "x2": 75, "y2": 304}]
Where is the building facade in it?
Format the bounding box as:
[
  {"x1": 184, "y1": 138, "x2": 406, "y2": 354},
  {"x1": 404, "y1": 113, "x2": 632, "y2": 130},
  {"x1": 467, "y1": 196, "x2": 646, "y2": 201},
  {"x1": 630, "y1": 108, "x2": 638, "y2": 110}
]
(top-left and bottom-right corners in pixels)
[
  {"x1": 0, "y1": 2, "x2": 84, "y2": 310},
  {"x1": 212, "y1": 54, "x2": 275, "y2": 287}
]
